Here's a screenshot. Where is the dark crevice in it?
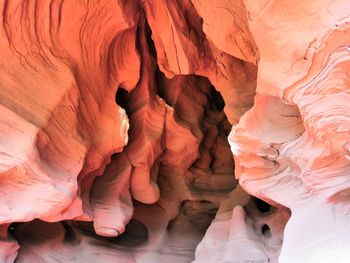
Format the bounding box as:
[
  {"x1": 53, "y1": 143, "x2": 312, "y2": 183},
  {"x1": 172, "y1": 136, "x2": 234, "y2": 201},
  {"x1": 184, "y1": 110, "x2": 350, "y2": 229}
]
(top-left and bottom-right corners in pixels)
[
  {"x1": 210, "y1": 85, "x2": 225, "y2": 111},
  {"x1": 115, "y1": 87, "x2": 129, "y2": 109},
  {"x1": 145, "y1": 21, "x2": 157, "y2": 60},
  {"x1": 75, "y1": 219, "x2": 148, "y2": 247},
  {"x1": 254, "y1": 197, "x2": 272, "y2": 213},
  {"x1": 261, "y1": 224, "x2": 271, "y2": 238},
  {"x1": 155, "y1": 66, "x2": 167, "y2": 102},
  {"x1": 62, "y1": 221, "x2": 79, "y2": 244}
]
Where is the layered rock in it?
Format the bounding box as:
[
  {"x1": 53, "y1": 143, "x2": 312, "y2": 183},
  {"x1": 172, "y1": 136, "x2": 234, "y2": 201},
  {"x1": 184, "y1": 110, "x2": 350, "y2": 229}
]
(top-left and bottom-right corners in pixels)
[
  {"x1": 0, "y1": 0, "x2": 349, "y2": 262},
  {"x1": 228, "y1": 0, "x2": 350, "y2": 262}
]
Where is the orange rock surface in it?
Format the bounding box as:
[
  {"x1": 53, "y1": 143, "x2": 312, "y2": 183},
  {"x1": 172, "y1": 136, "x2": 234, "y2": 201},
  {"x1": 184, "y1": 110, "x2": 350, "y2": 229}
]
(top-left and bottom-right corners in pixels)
[{"x1": 0, "y1": 0, "x2": 349, "y2": 262}]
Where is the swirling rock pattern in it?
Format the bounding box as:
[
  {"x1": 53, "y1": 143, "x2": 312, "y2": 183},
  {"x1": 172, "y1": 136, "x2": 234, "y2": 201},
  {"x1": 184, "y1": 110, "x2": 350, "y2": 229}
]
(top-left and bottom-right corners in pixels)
[
  {"x1": 0, "y1": 0, "x2": 348, "y2": 262},
  {"x1": 228, "y1": 0, "x2": 350, "y2": 262}
]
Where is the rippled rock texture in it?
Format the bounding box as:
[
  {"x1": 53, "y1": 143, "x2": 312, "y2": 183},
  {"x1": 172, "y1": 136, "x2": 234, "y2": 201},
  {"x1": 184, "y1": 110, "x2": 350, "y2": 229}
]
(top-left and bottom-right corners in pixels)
[{"x1": 0, "y1": 0, "x2": 349, "y2": 262}]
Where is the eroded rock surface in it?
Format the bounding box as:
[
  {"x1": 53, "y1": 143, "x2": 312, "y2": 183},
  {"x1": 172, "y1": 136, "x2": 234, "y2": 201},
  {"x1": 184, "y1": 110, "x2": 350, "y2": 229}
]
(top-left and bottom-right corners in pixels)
[{"x1": 0, "y1": 0, "x2": 349, "y2": 262}]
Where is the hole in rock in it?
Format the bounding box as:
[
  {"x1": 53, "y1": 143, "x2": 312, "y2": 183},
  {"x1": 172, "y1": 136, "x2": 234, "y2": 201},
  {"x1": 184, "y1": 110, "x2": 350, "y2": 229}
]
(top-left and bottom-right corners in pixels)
[
  {"x1": 8, "y1": 223, "x2": 19, "y2": 236},
  {"x1": 210, "y1": 85, "x2": 225, "y2": 111},
  {"x1": 254, "y1": 197, "x2": 272, "y2": 213},
  {"x1": 115, "y1": 87, "x2": 129, "y2": 109},
  {"x1": 261, "y1": 224, "x2": 271, "y2": 238}
]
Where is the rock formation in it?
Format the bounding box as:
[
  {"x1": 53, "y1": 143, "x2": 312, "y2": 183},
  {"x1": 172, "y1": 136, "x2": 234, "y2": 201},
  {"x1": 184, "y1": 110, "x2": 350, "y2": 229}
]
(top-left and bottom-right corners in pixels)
[{"x1": 0, "y1": 0, "x2": 349, "y2": 262}]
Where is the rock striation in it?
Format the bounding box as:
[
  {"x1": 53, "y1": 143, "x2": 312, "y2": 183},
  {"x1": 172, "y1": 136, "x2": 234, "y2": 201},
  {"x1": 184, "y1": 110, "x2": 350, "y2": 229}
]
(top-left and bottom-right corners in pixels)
[{"x1": 0, "y1": 0, "x2": 349, "y2": 262}]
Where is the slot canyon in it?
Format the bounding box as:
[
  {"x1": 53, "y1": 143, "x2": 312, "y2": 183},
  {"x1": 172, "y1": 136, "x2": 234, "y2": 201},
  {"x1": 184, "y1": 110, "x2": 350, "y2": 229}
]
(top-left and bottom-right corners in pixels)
[{"x1": 0, "y1": 0, "x2": 349, "y2": 262}]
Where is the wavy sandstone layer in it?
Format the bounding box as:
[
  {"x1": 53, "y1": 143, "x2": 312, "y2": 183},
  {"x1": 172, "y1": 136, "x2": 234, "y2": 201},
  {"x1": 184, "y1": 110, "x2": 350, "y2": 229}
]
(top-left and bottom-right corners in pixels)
[{"x1": 0, "y1": 0, "x2": 349, "y2": 262}]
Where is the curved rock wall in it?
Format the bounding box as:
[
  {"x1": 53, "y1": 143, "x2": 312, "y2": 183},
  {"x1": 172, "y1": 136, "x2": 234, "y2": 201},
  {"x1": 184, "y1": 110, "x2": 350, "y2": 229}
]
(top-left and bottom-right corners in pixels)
[{"x1": 0, "y1": 0, "x2": 349, "y2": 262}]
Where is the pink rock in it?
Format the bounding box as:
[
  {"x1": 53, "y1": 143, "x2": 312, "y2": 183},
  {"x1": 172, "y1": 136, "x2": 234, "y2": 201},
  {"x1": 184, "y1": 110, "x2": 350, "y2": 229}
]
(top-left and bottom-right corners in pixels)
[{"x1": 0, "y1": 0, "x2": 349, "y2": 262}]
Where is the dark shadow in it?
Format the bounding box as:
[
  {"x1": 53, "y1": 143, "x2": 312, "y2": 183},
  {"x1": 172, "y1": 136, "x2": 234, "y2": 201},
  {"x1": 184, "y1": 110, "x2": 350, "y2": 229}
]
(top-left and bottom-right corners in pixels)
[
  {"x1": 115, "y1": 87, "x2": 129, "y2": 109},
  {"x1": 254, "y1": 197, "x2": 271, "y2": 213},
  {"x1": 76, "y1": 219, "x2": 148, "y2": 247},
  {"x1": 210, "y1": 85, "x2": 225, "y2": 111},
  {"x1": 261, "y1": 224, "x2": 271, "y2": 238}
]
